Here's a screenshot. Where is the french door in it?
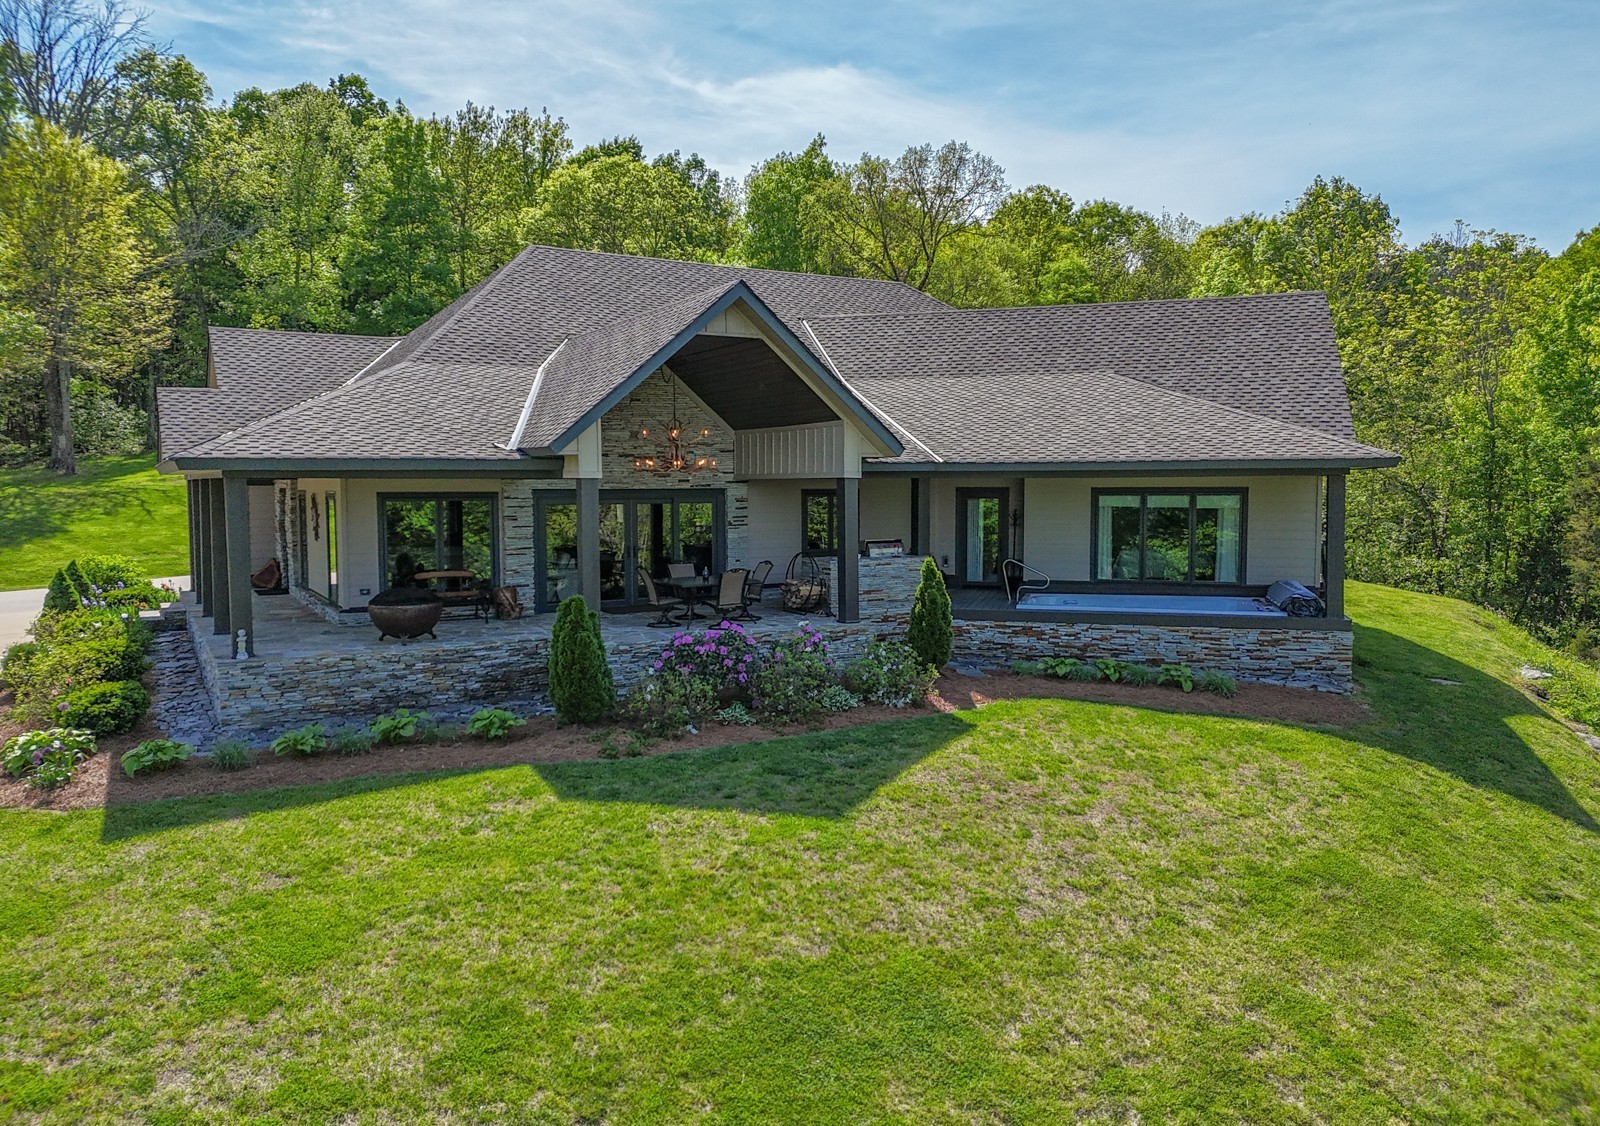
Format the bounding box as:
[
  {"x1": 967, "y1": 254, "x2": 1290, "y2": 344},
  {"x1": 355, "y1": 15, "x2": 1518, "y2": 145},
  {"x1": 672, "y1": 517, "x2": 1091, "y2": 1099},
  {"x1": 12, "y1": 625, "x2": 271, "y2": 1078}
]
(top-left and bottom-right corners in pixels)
[
  {"x1": 956, "y1": 488, "x2": 1009, "y2": 586},
  {"x1": 534, "y1": 490, "x2": 723, "y2": 611}
]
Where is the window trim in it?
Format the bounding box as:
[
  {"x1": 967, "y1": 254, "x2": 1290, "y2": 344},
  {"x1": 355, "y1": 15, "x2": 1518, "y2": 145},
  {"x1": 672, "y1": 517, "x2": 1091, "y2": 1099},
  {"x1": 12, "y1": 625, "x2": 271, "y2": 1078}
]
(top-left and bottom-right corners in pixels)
[
  {"x1": 378, "y1": 491, "x2": 500, "y2": 590},
  {"x1": 801, "y1": 487, "x2": 839, "y2": 555},
  {"x1": 1089, "y1": 487, "x2": 1248, "y2": 584}
]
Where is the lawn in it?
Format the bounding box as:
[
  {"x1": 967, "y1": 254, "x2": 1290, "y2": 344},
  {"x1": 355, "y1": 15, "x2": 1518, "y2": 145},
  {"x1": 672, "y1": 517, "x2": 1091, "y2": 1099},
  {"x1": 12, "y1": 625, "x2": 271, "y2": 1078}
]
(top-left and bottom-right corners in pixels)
[
  {"x1": 0, "y1": 455, "x2": 189, "y2": 590},
  {"x1": 2, "y1": 583, "x2": 1598, "y2": 1120}
]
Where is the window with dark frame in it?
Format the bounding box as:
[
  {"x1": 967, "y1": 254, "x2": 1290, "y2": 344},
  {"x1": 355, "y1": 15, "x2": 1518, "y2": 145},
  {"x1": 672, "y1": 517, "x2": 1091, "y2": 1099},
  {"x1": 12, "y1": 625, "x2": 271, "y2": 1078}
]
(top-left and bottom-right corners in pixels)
[
  {"x1": 381, "y1": 494, "x2": 496, "y2": 589},
  {"x1": 802, "y1": 489, "x2": 839, "y2": 554},
  {"x1": 1092, "y1": 490, "x2": 1246, "y2": 583}
]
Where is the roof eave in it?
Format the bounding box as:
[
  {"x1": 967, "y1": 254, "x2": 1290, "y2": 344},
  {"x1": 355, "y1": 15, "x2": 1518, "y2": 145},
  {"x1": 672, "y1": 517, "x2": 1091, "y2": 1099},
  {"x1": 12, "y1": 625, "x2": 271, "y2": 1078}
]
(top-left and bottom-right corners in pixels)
[
  {"x1": 167, "y1": 455, "x2": 566, "y2": 477},
  {"x1": 864, "y1": 455, "x2": 1402, "y2": 474}
]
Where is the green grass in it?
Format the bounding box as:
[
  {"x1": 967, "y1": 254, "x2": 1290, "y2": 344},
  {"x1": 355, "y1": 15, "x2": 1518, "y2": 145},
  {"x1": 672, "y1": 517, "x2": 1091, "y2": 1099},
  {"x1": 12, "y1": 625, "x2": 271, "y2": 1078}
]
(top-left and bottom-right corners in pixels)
[
  {"x1": 0, "y1": 455, "x2": 189, "y2": 590},
  {"x1": 2, "y1": 582, "x2": 1599, "y2": 1120}
]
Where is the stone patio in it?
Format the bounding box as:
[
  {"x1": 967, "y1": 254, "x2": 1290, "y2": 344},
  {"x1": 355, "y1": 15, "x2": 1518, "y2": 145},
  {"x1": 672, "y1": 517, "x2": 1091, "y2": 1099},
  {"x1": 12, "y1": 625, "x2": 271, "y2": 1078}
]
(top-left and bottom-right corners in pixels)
[{"x1": 178, "y1": 588, "x2": 888, "y2": 736}]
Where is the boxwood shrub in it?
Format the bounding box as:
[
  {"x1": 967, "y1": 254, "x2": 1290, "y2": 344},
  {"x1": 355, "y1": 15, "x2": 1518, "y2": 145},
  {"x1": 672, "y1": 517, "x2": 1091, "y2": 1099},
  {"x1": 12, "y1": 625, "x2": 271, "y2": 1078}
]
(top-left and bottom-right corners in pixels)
[{"x1": 57, "y1": 680, "x2": 150, "y2": 736}]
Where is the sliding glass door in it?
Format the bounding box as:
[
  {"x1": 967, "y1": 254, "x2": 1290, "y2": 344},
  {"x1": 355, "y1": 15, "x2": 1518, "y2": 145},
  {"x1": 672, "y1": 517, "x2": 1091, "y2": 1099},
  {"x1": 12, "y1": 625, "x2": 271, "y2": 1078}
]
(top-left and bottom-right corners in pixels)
[{"x1": 534, "y1": 490, "x2": 724, "y2": 611}]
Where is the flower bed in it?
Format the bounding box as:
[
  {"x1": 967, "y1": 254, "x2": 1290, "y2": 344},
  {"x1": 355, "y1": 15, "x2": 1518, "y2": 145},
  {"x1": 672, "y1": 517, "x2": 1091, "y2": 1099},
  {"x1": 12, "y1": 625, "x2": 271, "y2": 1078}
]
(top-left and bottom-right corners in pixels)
[{"x1": 622, "y1": 619, "x2": 938, "y2": 737}]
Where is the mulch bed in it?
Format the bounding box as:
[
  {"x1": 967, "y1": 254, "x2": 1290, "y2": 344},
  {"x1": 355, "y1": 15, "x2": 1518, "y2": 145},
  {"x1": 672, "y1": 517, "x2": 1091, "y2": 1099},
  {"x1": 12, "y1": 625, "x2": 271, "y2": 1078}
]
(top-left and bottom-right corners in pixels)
[{"x1": 0, "y1": 672, "x2": 1369, "y2": 812}]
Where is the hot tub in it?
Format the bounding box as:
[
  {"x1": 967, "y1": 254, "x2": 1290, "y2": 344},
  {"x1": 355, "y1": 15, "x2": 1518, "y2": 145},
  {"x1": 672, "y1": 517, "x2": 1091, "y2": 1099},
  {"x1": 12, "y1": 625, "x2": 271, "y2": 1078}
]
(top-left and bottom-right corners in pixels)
[{"x1": 1015, "y1": 592, "x2": 1286, "y2": 617}]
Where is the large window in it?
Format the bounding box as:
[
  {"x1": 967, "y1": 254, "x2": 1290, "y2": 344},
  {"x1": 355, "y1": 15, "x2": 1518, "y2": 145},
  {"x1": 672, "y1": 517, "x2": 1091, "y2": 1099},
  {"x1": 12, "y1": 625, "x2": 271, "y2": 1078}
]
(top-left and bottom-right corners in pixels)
[
  {"x1": 1093, "y1": 490, "x2": 1245, "y2": 583},
  {"x1": 382, "y1": 495, "x2": 496, "y2": 588},
  {"x1": 802, "y1": 489, "x2": 838, "y2": 553}
]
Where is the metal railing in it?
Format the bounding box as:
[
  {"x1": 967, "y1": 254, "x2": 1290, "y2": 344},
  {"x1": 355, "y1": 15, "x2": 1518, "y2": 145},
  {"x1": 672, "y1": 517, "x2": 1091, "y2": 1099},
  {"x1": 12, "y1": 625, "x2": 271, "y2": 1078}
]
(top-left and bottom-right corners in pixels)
[{"x1": 1001, "y1": 559, "x2": 1051, "y2": 605}]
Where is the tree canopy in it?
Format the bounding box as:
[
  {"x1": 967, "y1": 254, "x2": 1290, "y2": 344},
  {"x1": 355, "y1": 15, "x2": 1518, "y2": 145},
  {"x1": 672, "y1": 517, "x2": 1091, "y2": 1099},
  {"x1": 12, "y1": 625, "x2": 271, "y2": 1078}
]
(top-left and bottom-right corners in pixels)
[{"x1": 0, "y1": 26, "x2": 1595, "y2": 655}]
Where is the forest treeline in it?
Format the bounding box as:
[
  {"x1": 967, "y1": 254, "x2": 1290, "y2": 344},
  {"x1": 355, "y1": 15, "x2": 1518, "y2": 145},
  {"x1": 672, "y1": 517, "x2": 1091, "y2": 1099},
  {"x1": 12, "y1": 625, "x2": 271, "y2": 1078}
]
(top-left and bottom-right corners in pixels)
[{"x1": 0, "y1": 0, "x2": 1597, "y2": 651}]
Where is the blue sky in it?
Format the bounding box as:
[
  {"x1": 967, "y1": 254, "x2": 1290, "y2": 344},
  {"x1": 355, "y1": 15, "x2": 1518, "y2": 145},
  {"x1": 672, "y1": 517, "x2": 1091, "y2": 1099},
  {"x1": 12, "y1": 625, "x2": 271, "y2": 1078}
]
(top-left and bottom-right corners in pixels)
[{"x1": 144, "y1": 0, "x2": 1597, "y2": 251}]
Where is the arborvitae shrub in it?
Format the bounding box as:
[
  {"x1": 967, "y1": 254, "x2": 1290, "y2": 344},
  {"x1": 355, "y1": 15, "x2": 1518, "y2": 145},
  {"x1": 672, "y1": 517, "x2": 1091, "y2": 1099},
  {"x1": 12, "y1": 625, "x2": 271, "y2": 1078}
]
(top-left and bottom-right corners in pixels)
[
  {"x1": 63, "y1": 560, "x2": 94, "y2": 602},
  {"x1": 549, "y1": 596, "x2": 614, "y2": 724},
  {"x1": 43, "y1": 569, "x2": 79, "y2": 615},
  {"x1": 906, "y1": 556, "x2": 953, "y2": 671}
]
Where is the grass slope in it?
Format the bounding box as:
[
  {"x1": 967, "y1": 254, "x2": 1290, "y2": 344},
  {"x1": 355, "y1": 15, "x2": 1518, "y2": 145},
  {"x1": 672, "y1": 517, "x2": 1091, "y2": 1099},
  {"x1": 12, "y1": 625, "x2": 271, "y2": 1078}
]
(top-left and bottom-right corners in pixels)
[
  {"x1": 1, "y1": 583, "x2": 1598, "y2": 1121},
  {"x1": 0, "y1": 455, "x2": 189, "y2": 590}
]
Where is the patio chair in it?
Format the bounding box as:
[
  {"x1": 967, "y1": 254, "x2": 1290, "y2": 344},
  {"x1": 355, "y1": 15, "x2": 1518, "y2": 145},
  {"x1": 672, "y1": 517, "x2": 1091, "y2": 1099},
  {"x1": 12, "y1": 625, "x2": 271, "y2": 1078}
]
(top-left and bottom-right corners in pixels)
[
  {"x1": 781, "y1": 552, "x2": 828, "y2": 613},
  {"x1": 638, "y1": 567, "x2": 687, "y2": 627},
  {"x1": 710, "y1": 568, "x2": 752, "y2": 621},
  {"x1": 741, "y1": 559, "x2": 772, "y2": 620},
  {"x1": 667, "y1": 562, "x2": 696, "y2": 580}
]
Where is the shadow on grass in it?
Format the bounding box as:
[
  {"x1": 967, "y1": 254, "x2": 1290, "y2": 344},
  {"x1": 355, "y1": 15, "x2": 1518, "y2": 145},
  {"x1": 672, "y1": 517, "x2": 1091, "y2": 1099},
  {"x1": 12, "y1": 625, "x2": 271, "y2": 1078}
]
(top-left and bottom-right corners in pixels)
[
  {"x1": 1351, "y1": 623, "x2": 1599, "y2": 833},
  {"x1": 98, "y1": 713, "x2": 974, "y2": 841},
  {"x1": 0, "y1": 455, "x2": 163, "y2": 552},
  {"x1": 533, "y1": 713, "x2": 973, "y2": 817}
]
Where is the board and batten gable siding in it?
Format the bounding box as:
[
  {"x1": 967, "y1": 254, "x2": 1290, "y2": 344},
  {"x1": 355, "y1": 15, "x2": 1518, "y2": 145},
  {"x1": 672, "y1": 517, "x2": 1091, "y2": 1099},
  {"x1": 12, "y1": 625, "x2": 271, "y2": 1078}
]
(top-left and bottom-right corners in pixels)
[{"x1": 1021, "y1": 474, "x2": 1322, "y2": 586}]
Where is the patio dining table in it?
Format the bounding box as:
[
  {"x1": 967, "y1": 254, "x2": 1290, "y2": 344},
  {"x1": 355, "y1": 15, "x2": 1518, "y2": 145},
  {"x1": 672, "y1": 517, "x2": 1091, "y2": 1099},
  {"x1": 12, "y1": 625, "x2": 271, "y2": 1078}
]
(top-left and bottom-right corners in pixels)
[{"x1": 662, "y1": 574, "x2": 718, "y2": 621}]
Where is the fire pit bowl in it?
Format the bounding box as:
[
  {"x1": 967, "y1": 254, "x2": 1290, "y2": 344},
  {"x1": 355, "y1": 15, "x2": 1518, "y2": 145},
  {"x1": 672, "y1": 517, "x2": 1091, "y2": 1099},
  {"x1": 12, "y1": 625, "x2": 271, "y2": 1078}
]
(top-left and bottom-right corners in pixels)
[{"x1": 367, "y1": 587, "x2": 444, "y2": 640}]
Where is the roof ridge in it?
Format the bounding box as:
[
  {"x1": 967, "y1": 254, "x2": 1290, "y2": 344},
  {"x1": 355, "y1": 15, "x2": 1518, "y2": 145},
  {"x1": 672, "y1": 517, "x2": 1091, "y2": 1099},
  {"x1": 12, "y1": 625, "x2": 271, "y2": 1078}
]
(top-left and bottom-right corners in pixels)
[
  {"x1": 518, "y1": 243, "x2": 951, "y2": 306},
  {"x1": 207, "y1": 324, "x2": 404, "y2": 345},
  {"x1": 802, "y1": 290, "x2": 1327, "y2": 324}
]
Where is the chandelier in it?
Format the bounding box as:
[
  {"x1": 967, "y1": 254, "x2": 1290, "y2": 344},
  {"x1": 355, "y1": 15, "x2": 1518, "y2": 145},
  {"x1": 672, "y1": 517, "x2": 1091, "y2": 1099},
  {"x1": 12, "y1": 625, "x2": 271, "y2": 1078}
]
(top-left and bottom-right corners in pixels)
[{"x1": 631, "y1": 370, "x2": 718, "y2": 474}]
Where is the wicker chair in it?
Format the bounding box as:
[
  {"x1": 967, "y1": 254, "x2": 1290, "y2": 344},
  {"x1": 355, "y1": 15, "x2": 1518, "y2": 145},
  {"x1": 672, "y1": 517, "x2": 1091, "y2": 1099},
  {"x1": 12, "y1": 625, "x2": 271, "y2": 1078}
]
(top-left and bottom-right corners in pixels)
[{"x1": 638, "y1": 567, "x2": 686, "y2": 627}]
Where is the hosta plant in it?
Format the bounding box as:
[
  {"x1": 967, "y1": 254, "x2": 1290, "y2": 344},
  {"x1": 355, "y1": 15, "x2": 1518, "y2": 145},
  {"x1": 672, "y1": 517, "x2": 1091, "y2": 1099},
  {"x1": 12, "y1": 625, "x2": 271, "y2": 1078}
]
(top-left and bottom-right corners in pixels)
[
  {"x1": 271, "y1": 723, "x2": 328, "y2": 757},
  {"x1": 121, "y1": 738, "x2": 192, "y2": 778},
  {"x1": 467, "y1": 708, "x2": 525, "y2": 740},
  {"x1": 2, "y1": 729, "x2": 96, "y2": 789}
]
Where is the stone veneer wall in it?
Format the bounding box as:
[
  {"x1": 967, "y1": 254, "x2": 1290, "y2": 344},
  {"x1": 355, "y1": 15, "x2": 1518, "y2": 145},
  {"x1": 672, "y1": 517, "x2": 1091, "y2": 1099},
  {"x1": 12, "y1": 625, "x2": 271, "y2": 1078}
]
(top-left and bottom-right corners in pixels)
[
  {"x1": 854, "y1": 554, "x2": 1351, "y2": 693},
  {"x1": 190, "y1": 608, "x2": 877, "y2": 735},
  {"x1": 195, "y1": 547, "x2": 1350, "y2": 733},
  {"x1": 501, "y1": 372, "x2": 750, "y2": 592}
]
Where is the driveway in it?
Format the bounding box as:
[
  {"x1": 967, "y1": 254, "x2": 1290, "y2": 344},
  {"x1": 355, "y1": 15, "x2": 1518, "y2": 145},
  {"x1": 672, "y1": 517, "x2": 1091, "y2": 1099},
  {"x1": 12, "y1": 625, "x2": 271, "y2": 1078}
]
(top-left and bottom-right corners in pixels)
[{"x1": 0, "y1": 578, "x2": 188, "y2": 654}]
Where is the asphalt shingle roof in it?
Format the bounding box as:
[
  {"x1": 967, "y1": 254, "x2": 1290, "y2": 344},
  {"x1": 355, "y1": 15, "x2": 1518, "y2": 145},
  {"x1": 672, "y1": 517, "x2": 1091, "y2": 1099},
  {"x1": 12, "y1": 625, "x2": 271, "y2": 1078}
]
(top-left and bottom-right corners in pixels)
[
  {"x1": 161, "y1": 246, "x2": 1395, "y2": 470},
  {"x1": 171, "y1": 247, "x2": 942, "y2": 463},
  {"x1": 157, "y1": 327, "x2": 398, "y2": 460}
]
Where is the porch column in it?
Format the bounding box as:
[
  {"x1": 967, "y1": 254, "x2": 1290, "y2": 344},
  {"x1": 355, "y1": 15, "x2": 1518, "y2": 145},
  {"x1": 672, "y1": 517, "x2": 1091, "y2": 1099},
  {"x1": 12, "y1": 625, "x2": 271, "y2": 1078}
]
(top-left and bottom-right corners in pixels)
[
  {"x1": 913, "y1": 476, "x2": 932, "y2": 556},
  {"x1": 224, "y1": 474, "x2": 254, "y2": 657},
  {"x1": 836, "y1": 476, "x2": 860, "y2": 622},
  {"x1": 198, "y1": 479, "x2": 217, "y2": 617},
  {"x1": 187, "y1": 479, "x2": 203, "y2": 605},
  {"x1": 1325, "y1": 472, "x2": 1346, "y2": 621},
  {"x1": 207, "y1": 478, "x2": 231, "y2": 635},
  {"x1": 574, "y1": 476, "x2": 602, "y2": 610}
]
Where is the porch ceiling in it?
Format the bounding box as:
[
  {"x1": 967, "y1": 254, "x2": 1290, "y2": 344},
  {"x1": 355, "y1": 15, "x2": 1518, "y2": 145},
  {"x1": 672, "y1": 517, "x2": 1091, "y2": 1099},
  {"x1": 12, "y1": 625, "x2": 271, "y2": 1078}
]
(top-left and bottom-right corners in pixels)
[{"x1": 668, "y1": 335, "x2": 839, "y2": 430}]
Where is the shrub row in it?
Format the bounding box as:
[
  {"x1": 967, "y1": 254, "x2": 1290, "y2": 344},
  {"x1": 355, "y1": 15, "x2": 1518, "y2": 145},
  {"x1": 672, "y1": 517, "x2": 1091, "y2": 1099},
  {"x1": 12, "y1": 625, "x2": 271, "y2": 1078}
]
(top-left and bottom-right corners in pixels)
[
  {"x1": 3, "y1": 555, "x2": 165, "y2": 744},
  {"x1": 1013, "y1": 656, "x2": 1239, "y2": 696}
]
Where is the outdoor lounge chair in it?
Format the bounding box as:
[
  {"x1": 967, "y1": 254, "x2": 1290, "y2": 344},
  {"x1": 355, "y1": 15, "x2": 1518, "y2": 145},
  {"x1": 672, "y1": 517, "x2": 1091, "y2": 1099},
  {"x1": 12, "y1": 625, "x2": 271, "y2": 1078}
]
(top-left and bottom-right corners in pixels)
[
  {"x1": 638, "y1": 567, "x2": 687, "y2": 627},
  {"x1": 710, "y1": 568, "x2": 751, "y2": 621}
]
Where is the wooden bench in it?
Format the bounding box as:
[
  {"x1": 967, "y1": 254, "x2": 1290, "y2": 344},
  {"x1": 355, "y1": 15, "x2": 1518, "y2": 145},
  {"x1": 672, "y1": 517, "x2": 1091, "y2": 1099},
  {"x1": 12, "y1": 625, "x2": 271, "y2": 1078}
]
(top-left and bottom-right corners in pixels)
[{"x1": 412, "y1": 570, "x2": 493, "y2": 620}]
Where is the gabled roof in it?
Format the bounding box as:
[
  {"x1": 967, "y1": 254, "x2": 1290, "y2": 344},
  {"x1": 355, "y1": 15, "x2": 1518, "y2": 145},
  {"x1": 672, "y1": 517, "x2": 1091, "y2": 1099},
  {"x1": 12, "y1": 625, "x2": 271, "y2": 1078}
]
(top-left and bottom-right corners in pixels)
[
  {"x1": 159, "y1": 245, "x2": 1397, "y2": 473},
  {"x1": 165, "y1": 247, "x2": 939, "y2": 466}
]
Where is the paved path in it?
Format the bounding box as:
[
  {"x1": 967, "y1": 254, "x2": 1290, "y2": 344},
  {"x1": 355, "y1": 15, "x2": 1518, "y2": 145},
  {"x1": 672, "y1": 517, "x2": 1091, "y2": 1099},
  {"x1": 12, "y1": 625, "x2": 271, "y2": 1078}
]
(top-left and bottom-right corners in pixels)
[{"x1": 0, "y1": 578, "x2": 188, "y2": 654}]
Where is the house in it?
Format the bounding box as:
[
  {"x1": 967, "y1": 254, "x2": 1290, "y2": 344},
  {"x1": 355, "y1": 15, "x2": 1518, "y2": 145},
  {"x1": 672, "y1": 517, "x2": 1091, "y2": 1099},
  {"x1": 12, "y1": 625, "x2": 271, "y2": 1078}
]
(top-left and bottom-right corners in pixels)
[{"x1": 157, "y1": 246, "x2": 1397, "y2": 728}]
